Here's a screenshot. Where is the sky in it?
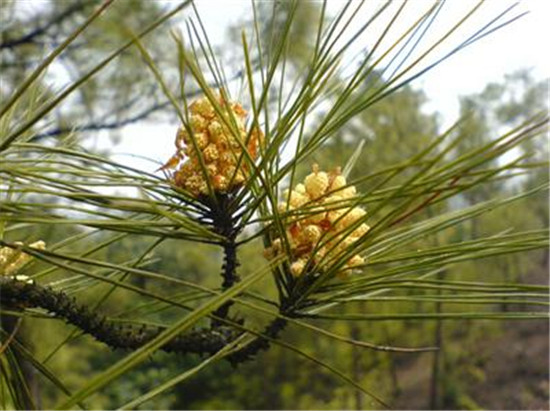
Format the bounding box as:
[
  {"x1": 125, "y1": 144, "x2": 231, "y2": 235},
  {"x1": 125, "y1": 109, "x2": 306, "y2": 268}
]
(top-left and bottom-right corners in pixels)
[{"x1": 106, "y1": 0, "x2": 550, "y2": 171}]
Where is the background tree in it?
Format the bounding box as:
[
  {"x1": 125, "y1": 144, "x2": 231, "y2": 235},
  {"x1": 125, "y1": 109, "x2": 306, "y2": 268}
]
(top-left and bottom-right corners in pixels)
[{"x1": 1, "y1": 0, "x2": 193, "y2": 144}]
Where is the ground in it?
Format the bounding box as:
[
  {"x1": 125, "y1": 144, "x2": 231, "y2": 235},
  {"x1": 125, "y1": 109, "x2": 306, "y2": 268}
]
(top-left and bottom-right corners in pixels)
[{"x1": 392, "y1": 264, "x2": 549, "y2": 410}]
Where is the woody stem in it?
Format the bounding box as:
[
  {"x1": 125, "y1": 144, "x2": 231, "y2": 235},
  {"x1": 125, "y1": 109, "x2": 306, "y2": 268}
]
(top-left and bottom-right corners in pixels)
[
  {"x1": 202, "y1": 193, "x2": 241, "y2": 323},
  {"x1": 0, "y1": 277, "x2": 237, "y2": 355}
]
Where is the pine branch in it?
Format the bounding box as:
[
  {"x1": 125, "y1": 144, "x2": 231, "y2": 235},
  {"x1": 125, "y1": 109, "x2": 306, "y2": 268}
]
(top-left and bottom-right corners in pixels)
[
  {"x1": 0, "y1": 275, "x2": 295, "y2": 365},
  {"x1": 0, "y1": 277, "x2": 237, "y2": 356},
  {"x1": 200, "y1": 192, "x2": 243, "y2": 325}
]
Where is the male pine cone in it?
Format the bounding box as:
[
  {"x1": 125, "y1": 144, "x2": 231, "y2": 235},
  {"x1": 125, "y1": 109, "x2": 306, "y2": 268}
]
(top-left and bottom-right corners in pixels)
[
  {"x1": 162, "y1": 93, "x2": 263, "y2": 197},
  {"x1": 265, "y1": 165, "x2": 369, "y2": 278}
]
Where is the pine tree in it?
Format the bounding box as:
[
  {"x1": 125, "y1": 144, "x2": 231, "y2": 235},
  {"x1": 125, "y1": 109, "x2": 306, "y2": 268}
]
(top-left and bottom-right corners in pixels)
[{"x1": 1, "y1": 1, "x2": 548, "y2": 409}]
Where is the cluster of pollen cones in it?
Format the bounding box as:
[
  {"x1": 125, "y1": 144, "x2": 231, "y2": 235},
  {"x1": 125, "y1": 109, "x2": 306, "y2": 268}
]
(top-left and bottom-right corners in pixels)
[
  {"x1": 265, "y1": 165, "x2": 369, "y2": 278},
  {"x1": 162, "y1": 95, "x2": 368, "y2": 280},
  {"x1": 162, "y1": 93, "x2": 263, "y2": 197},
  {"x1": 0, "y1": 240, "x2": 45, "y2": 283}
]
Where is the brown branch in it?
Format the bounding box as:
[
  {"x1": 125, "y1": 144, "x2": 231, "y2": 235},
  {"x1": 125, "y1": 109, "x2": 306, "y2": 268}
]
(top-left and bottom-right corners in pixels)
[
  {"x1": 0, "y1": 317, "x2": 22, "y2": 355},
  {"x1": 30, "y1": 100, "x2": 173, "y2": 141},
  {"x1": 390, "y1": 176, "x2": 461, "y2": 227},
  {"x1": 0, "y1": 1, "x2": 92, "y2": 50},
  {"x1": 28, "y1": 69, "x2": 249, "y2": 141}
]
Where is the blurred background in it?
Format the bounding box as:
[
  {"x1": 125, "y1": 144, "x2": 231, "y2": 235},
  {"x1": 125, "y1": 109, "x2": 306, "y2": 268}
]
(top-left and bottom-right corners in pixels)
[{"x1": 1, "y1": 0, "x2": 548, "y2": 409}]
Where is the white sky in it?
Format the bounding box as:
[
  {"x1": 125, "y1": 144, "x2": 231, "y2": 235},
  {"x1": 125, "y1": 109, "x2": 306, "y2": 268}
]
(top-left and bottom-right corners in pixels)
[{"x1": 107, "y1": 0, "x2": 550, "y2": 171}]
